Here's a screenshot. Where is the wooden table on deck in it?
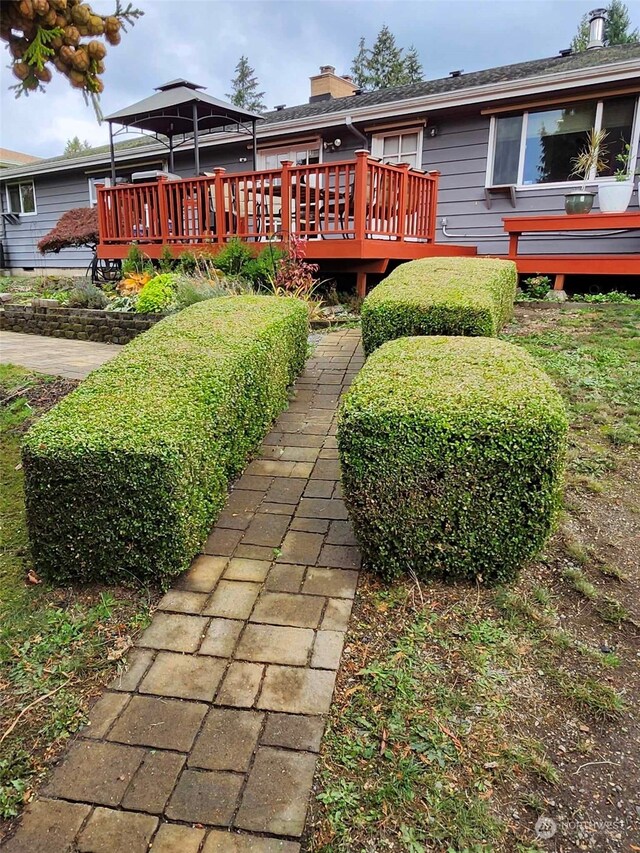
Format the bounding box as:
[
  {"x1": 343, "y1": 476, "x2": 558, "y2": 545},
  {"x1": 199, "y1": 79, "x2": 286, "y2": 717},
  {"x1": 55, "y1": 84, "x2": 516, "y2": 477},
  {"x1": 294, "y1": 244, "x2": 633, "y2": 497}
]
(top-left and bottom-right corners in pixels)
[{"x1": 502, "y1": 211, "x2": 640, "y2": 288}]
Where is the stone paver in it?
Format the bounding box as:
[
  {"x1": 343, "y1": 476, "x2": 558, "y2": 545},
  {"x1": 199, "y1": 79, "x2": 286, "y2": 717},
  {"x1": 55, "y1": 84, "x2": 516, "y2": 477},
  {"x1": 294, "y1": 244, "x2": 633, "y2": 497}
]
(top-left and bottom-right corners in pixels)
[
  {"x1": 77, "y1": 807, "x2": 157, "y2": 853},
  {"x1": 8, "y1": 330, "x2": 364, "y2": 850},
  {"x1": 139, "y1": 652, "x2": 226, "y2": 701},
  {"x1": 0, "y1": 330, "x2": 118, "y2": 379},
  {"x1": 190, "y1": 708, "x2": 263, "y2": 771},
  {"x1": 235, "y1": 747, "x2": 317, "y2": 835},
  {"x1": 108, "y1": 695, "x2": 207, "y2": 751}
]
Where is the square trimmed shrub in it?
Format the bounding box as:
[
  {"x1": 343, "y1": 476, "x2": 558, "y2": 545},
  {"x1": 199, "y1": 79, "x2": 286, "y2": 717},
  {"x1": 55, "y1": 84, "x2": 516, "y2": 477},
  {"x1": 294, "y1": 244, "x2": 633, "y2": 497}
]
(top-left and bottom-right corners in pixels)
[
  {"x1": 22, "y1": 295, "x2": 308, "y2": 585},
  {"x1": 361, "y1": 257, "x2": 517, "y2": 355},
  {"x1": 338, "y1": 336, "x2": 567, "y2": 584}
]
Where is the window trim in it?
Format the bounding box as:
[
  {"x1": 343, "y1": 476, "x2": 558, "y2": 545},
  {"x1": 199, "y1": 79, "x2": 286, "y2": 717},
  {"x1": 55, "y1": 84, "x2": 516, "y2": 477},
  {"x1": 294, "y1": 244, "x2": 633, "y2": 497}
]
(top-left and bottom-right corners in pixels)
[
  {"x1": 88, "y1": 176, "x2": 112, "y2": 206},
  {"x1": 486, "y1": 95, "x2": 640, "y2": 191},
  {"x1": 371, "y1": 126, "x2": 424, "y2": 169},
  {"x1": 5, "y1": 180, "x2": 37, "y2": 216}
]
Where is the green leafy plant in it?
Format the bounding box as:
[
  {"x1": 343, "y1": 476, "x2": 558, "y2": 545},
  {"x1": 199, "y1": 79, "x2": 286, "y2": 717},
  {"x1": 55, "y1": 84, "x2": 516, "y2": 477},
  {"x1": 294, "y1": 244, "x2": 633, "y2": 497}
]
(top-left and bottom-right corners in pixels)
[
  {"x1": 107, "y1": 294, "x2": 137, "y2": 312},
  {"x1": 338, "y1": 336, "x2": 568, "y2": 583},
  {"x1": 22, "y1": 296, "x2": 309, "y2": 585},
  {"x1": 580, "y1": 290, "x2": 637, "y2": 303},
  {"x1": 67, "y1": 281, "x2": 108, "y2": 309},
  {"x1": 158, "y1": 245, "x2": 176, "y2": 273},
  {"x1": 570, "y1": 128, "x2": 609, "y2": 189},
  {"x1": 361, "y1": 257, "x2": 517, "y2": 355},
  {"x1": 136, "y1": 273, "x2": 178, "y2": 314},
  {"x1": 613, "y1": 142, "x2": 634, "y2": 181},
  {"x1": 121, "y1": 242, "x2": 153, "y2": 277},
  {"x1": 520, "y1": 275, "x2": 552, "y2": 300}
]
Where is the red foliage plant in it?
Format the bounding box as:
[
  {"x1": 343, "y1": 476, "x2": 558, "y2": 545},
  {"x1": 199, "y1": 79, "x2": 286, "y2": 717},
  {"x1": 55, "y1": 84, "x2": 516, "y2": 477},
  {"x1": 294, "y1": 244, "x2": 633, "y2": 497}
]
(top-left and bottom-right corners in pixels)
[{"x1": 38, "y1": 206, "x2": 99, "y2": 254}]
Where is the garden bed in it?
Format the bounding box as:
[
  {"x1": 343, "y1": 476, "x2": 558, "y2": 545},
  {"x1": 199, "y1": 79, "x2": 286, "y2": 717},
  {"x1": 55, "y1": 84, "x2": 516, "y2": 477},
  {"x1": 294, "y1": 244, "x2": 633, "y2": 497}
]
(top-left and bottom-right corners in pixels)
[{"x1": 308, "y1": 303, "x2": 640, "y2": 852}]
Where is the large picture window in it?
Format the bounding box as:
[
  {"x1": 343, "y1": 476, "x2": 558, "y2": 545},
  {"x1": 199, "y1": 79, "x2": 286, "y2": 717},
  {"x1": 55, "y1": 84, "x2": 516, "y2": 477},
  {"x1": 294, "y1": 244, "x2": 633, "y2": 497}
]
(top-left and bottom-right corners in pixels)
[
  {"x1": 488, "y1": 95, "x2": 638, "y2": 187},
  {"x1": 6, "y1": 180, "x2": 36, "y2": 214}
]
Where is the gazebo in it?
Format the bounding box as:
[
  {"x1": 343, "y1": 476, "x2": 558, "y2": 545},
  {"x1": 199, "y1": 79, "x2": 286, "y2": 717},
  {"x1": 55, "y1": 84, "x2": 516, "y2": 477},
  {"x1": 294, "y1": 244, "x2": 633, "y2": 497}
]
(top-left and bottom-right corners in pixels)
[{"x1": 104, "y1": 79, "x2": 263, "y2": 180}]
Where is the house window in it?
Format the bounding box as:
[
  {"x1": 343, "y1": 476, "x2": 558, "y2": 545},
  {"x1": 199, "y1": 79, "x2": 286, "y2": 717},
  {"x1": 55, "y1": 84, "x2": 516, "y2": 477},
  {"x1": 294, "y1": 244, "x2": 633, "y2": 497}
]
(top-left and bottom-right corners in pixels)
[
  {"x1": 372, "y1": 129, "x2": 423, "y2": 169},
  {"x1": 489, "y1": 95, "x2": 638, "y2": 187},
  {"x1": 88, "y1": 176, "x2": 111, "y2": 206},
  {"x1": 259, "y1": 145, "x2": 321, "y2": 170},
  {"x1": 6, "y1": 180, "x2": 36, "y2": 214}
]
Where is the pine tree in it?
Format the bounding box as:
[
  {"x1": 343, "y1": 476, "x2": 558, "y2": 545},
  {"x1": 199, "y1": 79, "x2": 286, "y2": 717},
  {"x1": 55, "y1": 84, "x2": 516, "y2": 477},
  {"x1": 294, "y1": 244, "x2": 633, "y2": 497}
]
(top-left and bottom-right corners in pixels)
[
  {"x1": 64, "y1": 136, "x2": 92, "y2": 156},
  {"x1": 226, "y1": 56, "x2": 266, "y2": 112},
  {"x1": 367, "y1": 25, "x2": 408, "y2": 89},
  {"x1": 403, "y1": 45, "x2": 424, "y2": 83},
  {"x1": 351, "y1": 37, "x2": 371, "y2": 89},
  {"x1": 350, "y1": 28, "x2": 425, "y2": 90},
  {"x1": 605, "y1": 0, "x2": 639, "y2": 44},
  {"x1": 571, "y1": 1, "x2": 638, "y2": 51}
]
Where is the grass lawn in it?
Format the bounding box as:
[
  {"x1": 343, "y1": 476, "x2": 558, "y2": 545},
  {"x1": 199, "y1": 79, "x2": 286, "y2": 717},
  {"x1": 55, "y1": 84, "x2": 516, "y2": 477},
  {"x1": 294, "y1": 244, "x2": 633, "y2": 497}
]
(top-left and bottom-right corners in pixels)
[
  {"x1": 0, "y1": 365, "x2": 155, "y2": 835},
  {"x1": 308, "y1": 304, "x2": 639, "y2": 853}
]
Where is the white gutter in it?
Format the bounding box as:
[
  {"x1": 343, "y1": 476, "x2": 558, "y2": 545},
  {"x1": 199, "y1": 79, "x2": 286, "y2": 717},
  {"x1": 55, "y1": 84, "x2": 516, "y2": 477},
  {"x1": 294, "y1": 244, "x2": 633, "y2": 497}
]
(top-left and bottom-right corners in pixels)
[{"x1": 1, "y1": 57, "x2": 638, "y2": 181}]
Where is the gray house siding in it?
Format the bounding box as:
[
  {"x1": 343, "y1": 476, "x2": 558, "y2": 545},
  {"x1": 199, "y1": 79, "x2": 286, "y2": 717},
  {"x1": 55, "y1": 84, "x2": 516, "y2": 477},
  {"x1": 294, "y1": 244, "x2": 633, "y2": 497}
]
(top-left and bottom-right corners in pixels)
[
  {"x1": 1, "y1": 171, "x2": 96, "y2": 271},
  {"x1": 424, "y1": 111, "x2": 640, "y2": 256}
]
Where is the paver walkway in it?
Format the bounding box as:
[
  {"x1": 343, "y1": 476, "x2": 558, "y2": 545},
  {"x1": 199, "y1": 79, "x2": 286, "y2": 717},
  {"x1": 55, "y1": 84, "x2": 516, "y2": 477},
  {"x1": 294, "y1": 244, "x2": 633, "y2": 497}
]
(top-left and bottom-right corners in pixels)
[
  {"x1": 0, "y1": 330, "x2": 118, "y2": 379},
  {"x1": 6, "y1": 328, "x2": 364, "y2": 853}
]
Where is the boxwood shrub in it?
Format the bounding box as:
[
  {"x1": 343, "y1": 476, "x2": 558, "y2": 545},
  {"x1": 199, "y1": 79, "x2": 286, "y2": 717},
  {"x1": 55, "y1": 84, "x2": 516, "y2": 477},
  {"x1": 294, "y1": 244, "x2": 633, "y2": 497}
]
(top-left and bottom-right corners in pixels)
[
  {"x1": 338, "y1": 336, "x2": 567, "y2": 584},
  {"x1": 361, "y1": 257, "x2": 517, "y2": 355},
  {"x1": 23, "y1": 295, "x2": 308, "y2": 585}
]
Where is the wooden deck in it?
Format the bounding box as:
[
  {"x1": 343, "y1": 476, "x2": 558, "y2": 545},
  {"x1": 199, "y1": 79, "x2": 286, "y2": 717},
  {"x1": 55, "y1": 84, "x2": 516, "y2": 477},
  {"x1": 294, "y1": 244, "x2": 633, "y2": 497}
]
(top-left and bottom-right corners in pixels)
[
  {"x1": 96, "y1": 151, "x2": 475, "y2": 294},
  {"x1": 503, "y1": 212, "x2": 640, "y2": 288}
]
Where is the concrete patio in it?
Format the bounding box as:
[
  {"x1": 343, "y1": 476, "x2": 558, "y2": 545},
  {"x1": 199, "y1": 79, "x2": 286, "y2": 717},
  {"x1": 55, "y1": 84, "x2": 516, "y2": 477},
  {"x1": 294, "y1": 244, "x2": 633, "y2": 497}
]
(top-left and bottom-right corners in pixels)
[{"x1": 0, "y1": 331, "x2": 119, "y2": 379}]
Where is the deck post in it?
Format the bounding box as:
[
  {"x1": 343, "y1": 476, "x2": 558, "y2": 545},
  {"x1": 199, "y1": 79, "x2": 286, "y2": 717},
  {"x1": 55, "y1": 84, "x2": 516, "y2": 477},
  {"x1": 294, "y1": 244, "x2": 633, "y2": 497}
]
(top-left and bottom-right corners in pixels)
[
  {"x1": 108, "y1": 123, "x2": 116, "y2": 184},
  {"x1": 192, "y1": 102, "x2": 200, "y2": 176},
  {"x1": 554, "y1": 273, "x2": 566, "y2": 291},
  {"x1": 356, "y1": 271, "x2": 367, "y2": 299},
  {"x1": 397, "y1": 163, "x2": 410, "y2": 242},
  {"x1": 280, "y1": 160, "x2": 293, "y2": 239},
  {"x1": 156, "y1": 174, "x2": 170, "y2": 245},
  {"x1": 427, "y1": 170, "x2": 440, "y2": 243},
  {"x1": 212, "y1": 168, "x2": 227, "y2": 243},
  {"x1": 353, "y1": 150, "x2": 369, "y2": 242}
]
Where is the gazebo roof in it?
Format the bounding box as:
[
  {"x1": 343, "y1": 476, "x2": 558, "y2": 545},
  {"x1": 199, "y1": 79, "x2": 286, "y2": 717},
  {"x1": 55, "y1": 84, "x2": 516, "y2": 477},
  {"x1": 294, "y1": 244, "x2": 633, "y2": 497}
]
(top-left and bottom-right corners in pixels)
[{"x1": 105, "y1": 79, "x2": 263, "y2": 137}]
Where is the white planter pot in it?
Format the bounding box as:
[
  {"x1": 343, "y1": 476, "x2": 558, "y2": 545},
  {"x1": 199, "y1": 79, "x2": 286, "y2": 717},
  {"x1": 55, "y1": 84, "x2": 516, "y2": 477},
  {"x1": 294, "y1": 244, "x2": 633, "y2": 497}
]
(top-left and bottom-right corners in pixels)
[{"x1": 598, "y1": 181, "x2": 633, "y2": 214}]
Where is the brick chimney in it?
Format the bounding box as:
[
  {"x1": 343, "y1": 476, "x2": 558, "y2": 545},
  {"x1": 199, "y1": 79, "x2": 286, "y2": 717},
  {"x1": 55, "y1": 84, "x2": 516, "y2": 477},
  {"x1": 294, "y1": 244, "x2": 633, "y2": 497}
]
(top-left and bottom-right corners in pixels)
[{"x1": 309, "y1": 66, "x2": 358, "y2": 103}]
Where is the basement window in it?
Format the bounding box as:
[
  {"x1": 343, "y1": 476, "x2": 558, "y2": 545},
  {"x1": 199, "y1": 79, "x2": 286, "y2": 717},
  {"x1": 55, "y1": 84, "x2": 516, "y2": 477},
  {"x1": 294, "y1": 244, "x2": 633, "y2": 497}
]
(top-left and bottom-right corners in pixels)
[{"x1": 6, "y1": 180, "x2": 36, "y2": 215}]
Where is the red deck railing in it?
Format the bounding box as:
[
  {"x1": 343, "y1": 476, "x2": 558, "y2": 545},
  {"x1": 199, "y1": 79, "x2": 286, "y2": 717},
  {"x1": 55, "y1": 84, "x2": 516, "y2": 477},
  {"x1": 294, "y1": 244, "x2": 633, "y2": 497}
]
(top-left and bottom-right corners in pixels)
[{"x1": 97, "y1": 151, "x2": 440, "y2": 251}]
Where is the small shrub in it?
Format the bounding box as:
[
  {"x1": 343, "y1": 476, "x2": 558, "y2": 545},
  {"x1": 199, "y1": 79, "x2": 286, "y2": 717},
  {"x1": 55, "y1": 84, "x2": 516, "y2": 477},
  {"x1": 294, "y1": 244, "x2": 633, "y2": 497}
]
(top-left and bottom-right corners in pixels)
[
  {"x1": 176, "y1": 250, "x2": 200, "y2": 275},
  {"x1": 107, "y1": 295, "x2": 137, "y2": 312},
  {"x1": 361, "y1": 257, "x2": 517, "y2": 355},
  {"x1": 136, "y1": 274, "x2": 178, "y2": 314},
  {"x1": 67, "y1": 281, "x2": 108, "y2": 309},
  {"x1": 211, "y1": 239, "x2": 254, "y2": 277},
  {"x1": 174, "y1": 274, "x2": 252, "y2": 310},
  {"x1": 520, "y1": 275, "x2": 552, "y2": 300},
  {"x1": 121, "y1": 243, "x2": 154, "y2": 277},
  {"x1": 338, "y1": 336, "x2": 568, "y2": 584},
  {"x1": 158, "y1": 246, "x2": 176, "y2": 274},
  {"x1": 22, "y1": 296, "x2": 309, "y2": 585}
]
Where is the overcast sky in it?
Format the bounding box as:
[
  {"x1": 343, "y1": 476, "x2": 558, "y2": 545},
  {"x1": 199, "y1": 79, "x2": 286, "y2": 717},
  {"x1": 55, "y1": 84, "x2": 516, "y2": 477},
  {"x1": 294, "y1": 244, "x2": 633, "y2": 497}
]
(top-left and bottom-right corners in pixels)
[{"x1": 1, "y1": 0, "x2": 636, "y2": 159}]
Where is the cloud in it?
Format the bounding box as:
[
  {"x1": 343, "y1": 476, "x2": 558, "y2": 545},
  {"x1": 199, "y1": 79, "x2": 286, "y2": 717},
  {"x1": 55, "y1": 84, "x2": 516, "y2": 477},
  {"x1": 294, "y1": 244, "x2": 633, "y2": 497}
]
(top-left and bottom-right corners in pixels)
[{"x1": 0, "y1": 0, "x2": 613, "y2": 158}]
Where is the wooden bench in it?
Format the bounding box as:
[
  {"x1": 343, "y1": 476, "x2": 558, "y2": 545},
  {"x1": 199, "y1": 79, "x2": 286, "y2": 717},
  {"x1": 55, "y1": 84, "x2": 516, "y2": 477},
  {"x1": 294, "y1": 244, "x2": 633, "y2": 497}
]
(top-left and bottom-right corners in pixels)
[{"x1": 503, "y1": 212, "x2": 640, "y2": 289}]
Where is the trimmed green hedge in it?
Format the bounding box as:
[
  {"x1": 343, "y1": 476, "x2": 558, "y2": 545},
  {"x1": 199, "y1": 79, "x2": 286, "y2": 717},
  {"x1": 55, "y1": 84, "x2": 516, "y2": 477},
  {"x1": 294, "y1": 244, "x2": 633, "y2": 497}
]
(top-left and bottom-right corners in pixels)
[
  {"x1": 361, "y1": 257, "x2": 517, "y2": 355},
  {"x1": 338, "y1": 336, "x2": 567, "y2": 584},
  {"x1": 23, "y1": 296, "x2": 308, "y2": 585}
]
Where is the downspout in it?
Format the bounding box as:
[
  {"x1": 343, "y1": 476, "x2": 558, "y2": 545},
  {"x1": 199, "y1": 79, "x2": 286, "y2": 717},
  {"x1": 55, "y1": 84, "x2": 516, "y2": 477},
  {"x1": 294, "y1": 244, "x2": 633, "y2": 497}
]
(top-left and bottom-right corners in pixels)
[{"x1": 345, "y1": 116, "x2": 368, "y2": 150}]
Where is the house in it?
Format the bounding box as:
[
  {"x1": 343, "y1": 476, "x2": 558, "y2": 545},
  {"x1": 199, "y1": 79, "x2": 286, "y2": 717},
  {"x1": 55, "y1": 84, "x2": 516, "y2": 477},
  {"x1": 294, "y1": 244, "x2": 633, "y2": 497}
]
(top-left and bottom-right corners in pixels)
[
  {"x1": 1, "y1": 24, "x2": 638, "y2": 288},
  {"x1": 0, "y1": 147, "x2": 40, "y2": 170}
]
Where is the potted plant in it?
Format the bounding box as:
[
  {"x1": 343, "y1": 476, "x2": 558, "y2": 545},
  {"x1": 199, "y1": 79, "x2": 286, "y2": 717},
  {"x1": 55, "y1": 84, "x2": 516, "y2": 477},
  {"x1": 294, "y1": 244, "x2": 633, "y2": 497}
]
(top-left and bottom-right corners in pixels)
[
  {"x1": 598, "y1": 142, "x2": 635, "y2": 214},
  {"x1": 566, "y1": 128, "x2": 608, "y2": 215}
]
